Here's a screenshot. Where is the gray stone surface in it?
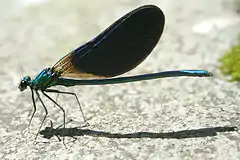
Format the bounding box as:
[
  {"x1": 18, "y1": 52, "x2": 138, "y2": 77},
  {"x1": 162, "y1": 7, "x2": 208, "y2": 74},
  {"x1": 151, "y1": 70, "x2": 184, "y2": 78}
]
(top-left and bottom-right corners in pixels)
[{"x1": 0, "y1": 0, "x2": 240, "y2": 159}]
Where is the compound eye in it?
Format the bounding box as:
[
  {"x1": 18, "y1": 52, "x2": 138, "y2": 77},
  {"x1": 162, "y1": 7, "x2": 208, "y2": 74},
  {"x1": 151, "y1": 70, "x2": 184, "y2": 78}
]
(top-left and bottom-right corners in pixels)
[
  {"x1": 22, "y1": 81, "x2": 27, "y2": 87},
  {"x1": 22, "y1": 80, "x2": 27, "y2": 85},
  {"x1": 19, "y1": 80, "x2": 28, "y2": 91}
]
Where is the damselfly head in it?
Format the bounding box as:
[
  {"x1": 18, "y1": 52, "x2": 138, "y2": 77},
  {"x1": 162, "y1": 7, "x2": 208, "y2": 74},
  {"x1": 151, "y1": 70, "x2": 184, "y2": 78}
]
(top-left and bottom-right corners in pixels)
[{"x1": 19, "y1": 76, "x2": 31, "y2": 91}]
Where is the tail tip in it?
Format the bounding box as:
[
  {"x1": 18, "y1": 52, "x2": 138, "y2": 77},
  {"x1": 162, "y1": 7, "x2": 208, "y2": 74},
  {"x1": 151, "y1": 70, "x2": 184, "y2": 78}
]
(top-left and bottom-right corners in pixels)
[{"x1": 205, "y1": 71, "x2": 213, "y2": 77}]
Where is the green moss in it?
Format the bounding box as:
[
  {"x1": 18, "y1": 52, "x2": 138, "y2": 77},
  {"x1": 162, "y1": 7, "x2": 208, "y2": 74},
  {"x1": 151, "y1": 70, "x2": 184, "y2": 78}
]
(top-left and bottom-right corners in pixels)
[{"x1": 220, "y1": 38, "x2": 240, "y2": 81}]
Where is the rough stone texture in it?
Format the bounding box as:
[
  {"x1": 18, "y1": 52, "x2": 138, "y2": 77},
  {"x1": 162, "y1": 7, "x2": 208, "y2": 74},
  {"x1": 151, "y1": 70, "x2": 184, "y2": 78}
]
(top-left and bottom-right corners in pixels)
[{"x1": 0, "y1": 0, "x2": 240, "y2": 159}]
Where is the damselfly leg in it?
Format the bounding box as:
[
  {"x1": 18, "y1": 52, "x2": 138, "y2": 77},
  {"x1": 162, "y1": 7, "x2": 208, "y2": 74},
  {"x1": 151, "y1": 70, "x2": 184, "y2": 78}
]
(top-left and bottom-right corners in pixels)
[
  {"x1": 45, "y1": 89, "x2": 88, "y2": 125},
  {"x1": 34, "y1": 91, "x2": 48, "y2": 143},
  {"x1": 41, "y1": 91, "x2": 66, "y2": 146}
]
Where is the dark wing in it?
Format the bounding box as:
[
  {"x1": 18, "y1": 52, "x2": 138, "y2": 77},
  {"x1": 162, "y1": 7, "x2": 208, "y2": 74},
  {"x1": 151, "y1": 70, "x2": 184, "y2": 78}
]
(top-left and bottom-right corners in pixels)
[{"x1": 53, "y1": 5, "x2": 165, "y2": 78}]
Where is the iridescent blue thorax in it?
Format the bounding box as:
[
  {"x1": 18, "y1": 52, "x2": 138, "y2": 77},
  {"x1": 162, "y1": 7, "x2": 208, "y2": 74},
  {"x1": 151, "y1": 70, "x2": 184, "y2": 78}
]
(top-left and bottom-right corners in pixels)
[{"x1": 30, "y1": 68, "x2": 58, "y2": 90}]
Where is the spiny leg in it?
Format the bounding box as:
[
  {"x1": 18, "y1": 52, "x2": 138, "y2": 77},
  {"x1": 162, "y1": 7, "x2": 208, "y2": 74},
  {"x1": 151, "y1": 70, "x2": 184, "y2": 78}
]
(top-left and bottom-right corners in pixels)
[
  {"x1": 35, "y1": 91, "x2": 48, "y2": 143},
  {"x1": 28, "y1": 89, "x2": 37, "y2": 133},
  {"x1": 52, "y1": 92, "x2": 59, "y2": 108},
  {"x1": 45, "y1": 89, "x2": 88, "y2": 124},
  {"x1": 41, "y1": 91, "x2": 66, "y2": 146},
  {"x1": 28, "y1": 96, "x2": 39, "y2": 117}
]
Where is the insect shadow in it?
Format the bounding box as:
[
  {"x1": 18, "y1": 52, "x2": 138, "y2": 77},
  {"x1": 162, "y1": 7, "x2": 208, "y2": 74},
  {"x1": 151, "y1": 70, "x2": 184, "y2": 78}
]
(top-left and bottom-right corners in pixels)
[{"x1": 40, "y1": 120, "x2": 238, "y2": 141}]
